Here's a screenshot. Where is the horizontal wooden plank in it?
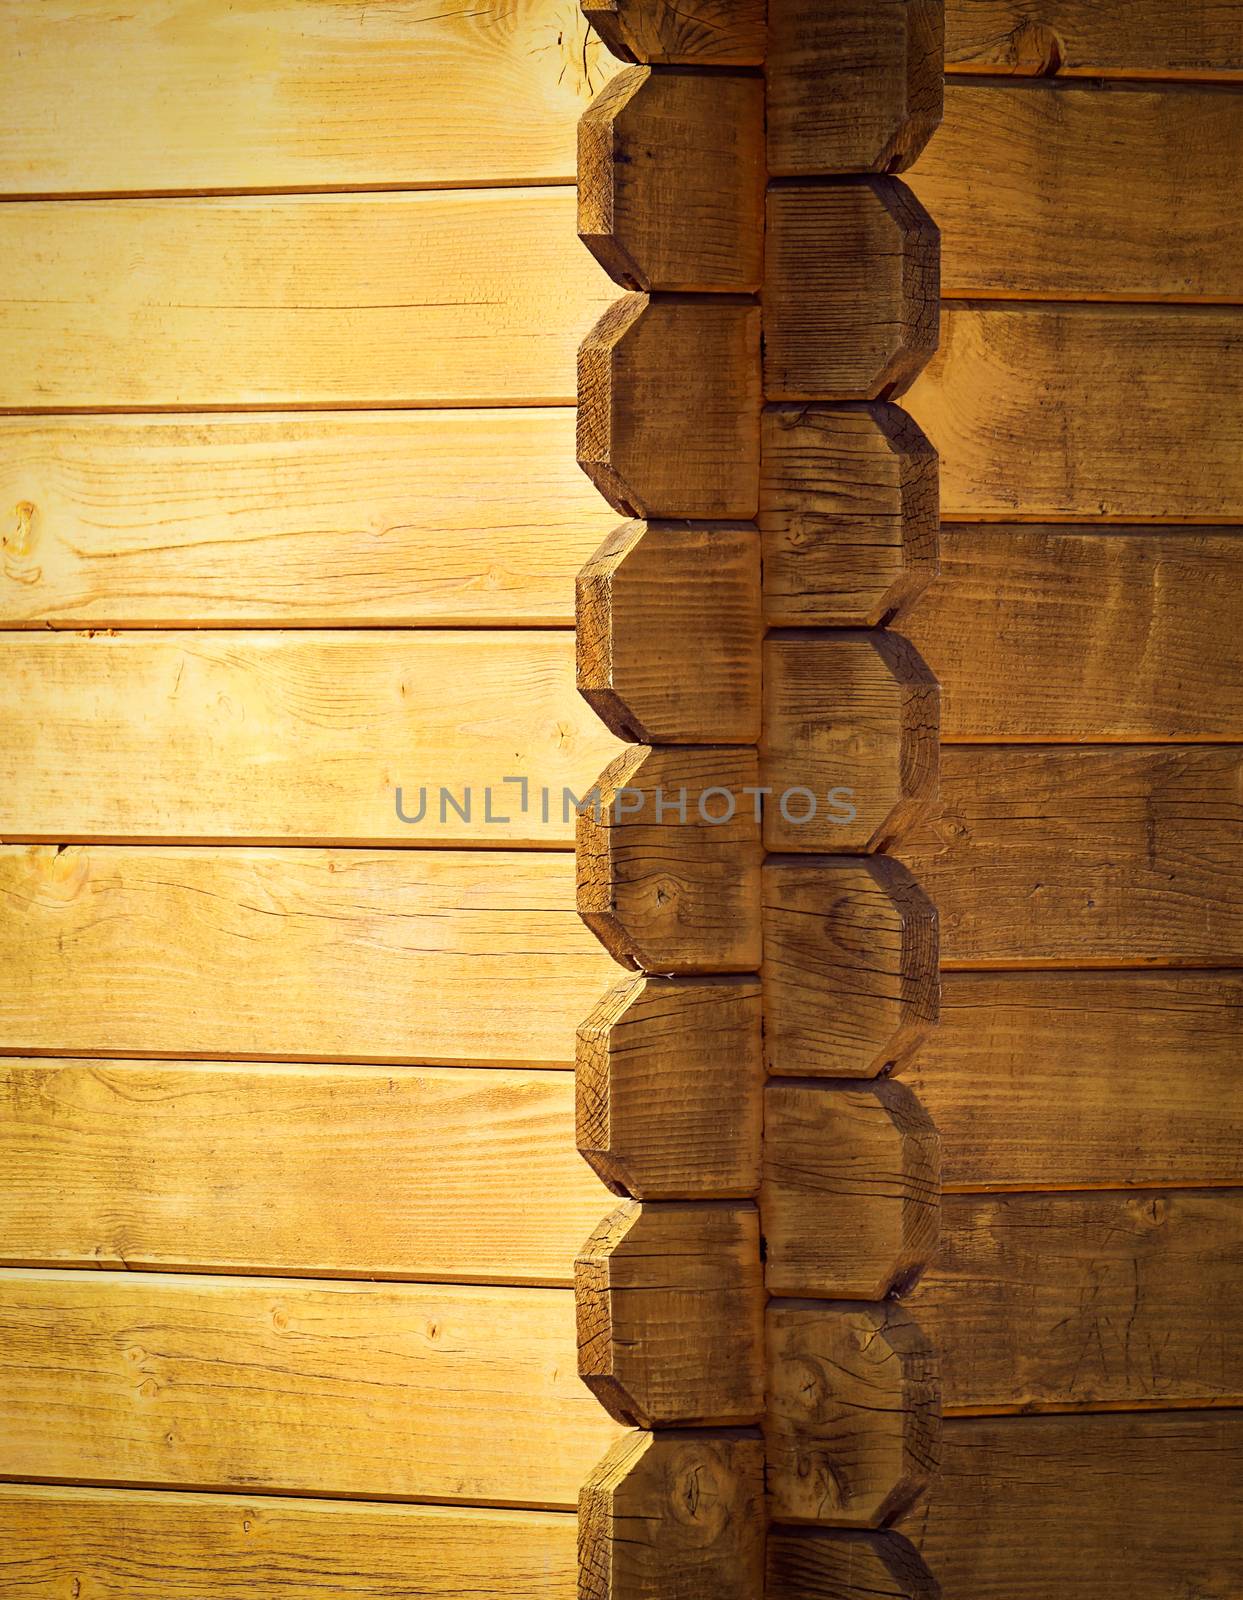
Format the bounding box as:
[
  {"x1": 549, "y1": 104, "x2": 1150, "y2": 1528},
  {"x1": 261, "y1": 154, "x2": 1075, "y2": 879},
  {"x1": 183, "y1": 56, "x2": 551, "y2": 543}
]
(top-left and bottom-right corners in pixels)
[
  {"x1": 0, "y1": 845, "x2": 619, "y2": 1065},
  {"x1": 905, "y1": 526, "x2": 1243, "y2": 740},
  {"x1": 905, "y1": 303, "x2": 1243, "y2": 521},
  {"x1": 0, "y1": 0, "x2": 619, "y2": 196},
  {"x1": 0, "y1": 1059, "x2": 608, "y2": 1284},
  {"x1": 0, "y1": 1271, "x2": 623, "y2": 1506},
  {"x1": 0, "y1": 630, "x2": 622, "y2": 846},
  {"x1": 0, "y1": 191, "x2": 613, "y2": 410},
  {"x1": 905, "y1": 971, "x2": 1243, "y2": 1191},
  {"x1": 907, "y1": 1412, "x2": 1243, "y2": 1600},
  {"x1": 0, "y1": 409, "x2": 613, "y2": 628},
  {"x1": 901, "y1": 746, "x2": 1243, "y2": 967},
  {"x1": 944, "y1": 1, "x2": 1243, "y2": 80},
  {"x1": 912, "y1": 83, "x2": 1243, "y2": 303},
  {"x1": 915, "y1": 1189, "x2": 1243, "y2": 1412},
  {"x1": 0, "y1": 1484, "x2": 577, "y2": 1598}
]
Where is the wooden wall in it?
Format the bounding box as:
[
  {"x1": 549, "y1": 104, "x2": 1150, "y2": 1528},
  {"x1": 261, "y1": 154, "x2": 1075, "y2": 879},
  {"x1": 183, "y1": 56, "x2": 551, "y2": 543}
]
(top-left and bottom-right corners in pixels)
[{"x1": 1, "y1": 2, "x2": 1241, "y2": 1594}]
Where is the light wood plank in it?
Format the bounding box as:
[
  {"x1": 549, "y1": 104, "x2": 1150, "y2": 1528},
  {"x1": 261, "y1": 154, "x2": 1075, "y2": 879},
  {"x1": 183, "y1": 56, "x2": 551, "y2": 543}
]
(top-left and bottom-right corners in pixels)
[
  {"x1": 0, "y1": 1059, "x2": 609, "y2": 1284},
  {"x1": 0, "y1": 630, "x2": 623, "y2": 846},
  {"x1": 0, "y1": 1484, "x2": 578, "y2": 1598},
  {"x1": 0, "y1": 409, "x2": 614, "y2": 628},
  {"x1": 907, "y1": 1412, "x2": 1243, "y2": 1599},
  {"x1": 0, "y1": 1271, "x2": 624, "y2": 1506},
  {"x1": 0, "y1": 191, "x2": 613, "y2": 410},
  {"x1": 900, "y1": 746, "x2": 1243, "y2": 967},
  {"x1": 906, "y1": 526, "x2": 1243, "y2": 741},
  {"x1": 0, "y1": 0, "x2": 619, "y2": 196},
  {"x1": 944, "y1": 1, "x2": 1243, "y2": 79},
  {"x1": 911, "y1": 82, "x2": 1243, "y2": 302},
  {"x1": 906, "y1": 303, "x2": 1243, "y2": 521},
  {"x1": 906, "y1": 971, "x2": 1243, "y2": 1191},
  {"x1": 0, "y1": 845, "x2": 619, "y2": 1065},
  {"x1": 916, "y1": 1189, "x2": 1243, "y2": 1412}
]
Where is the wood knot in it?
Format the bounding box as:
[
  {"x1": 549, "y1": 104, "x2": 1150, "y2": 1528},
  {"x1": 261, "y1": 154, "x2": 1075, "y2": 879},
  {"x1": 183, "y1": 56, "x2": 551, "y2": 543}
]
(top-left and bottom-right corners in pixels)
[{"x1": 1007, "y1": 19, "x2": 1065, "y2": 76}]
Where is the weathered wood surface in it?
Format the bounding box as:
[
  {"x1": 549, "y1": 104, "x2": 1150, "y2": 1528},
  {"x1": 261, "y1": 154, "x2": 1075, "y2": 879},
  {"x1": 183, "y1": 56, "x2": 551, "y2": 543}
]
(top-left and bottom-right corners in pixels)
[
  {"x1": 906, "y1": 303, "x2": 1243, "y2": 521},
  {"x1": 901, "y1": 746, "x2": 1243, "y2": 967},
  {"x1": 0, "y1": 410, "x2": 614, "y2": 629},
  {"x1": 580, "y1": 1431, "x2": 765, "y2": 1600},
  {"x1": 0, "y1": 845, "x2": 618, "y2": 1065},
  {"x1": 763, "y1": 1080, "x2": 940, "y2": 1300},
  {"x1": 0, "y1": 1271, "x2": 624, "y2": 1506},
  {"x1": 768, "y1": 1528, "x2": 940, "y2": 1600},
  {"x1": 578, "y1": 746, "x2": 764, "y2": 974},
  {"x1": 767, "y1": 0, "x2": 945, "y2": 175},
  {"x1": 908, "y1": 1412, "x2": 1243, "y2": 1599},
  {"x1": 576, "y1": 1202, "x2": 765, "y2": 1428},
  {"x1": 577, "y1": 976, "x2": 763, "y2": 1199},
  {"x1": 0, "y1": 1059, "x2": 610, "y2": 1284},
  {"x1": 906, "y1": 971, "x2": 1243, "y2": 1190},
  {"x1": 767, "y1": 1303, "x2": 940, "y2": 1528},
  {"x1": 0, "y1": 0, "x2": 619, "y2": 195},
  {"x1": 578, "y1": 67, "x2": 764, "y2": 292},
  {"x1": 763, "y1": 857, "x2": 940, "y2": 1078},
  {"x1": 578, "y1": 294, "x2": 762, "y2": 518},
  {"x1": 0, "y1": 192, "x2": 613, "y2": 410},
  {"x1": 915, "y1": 1189, "x2": 1243, "y2": 1413},
  {"x1": 760, "y1": 403, "x2": 939, "y2": 629},
  {"x1": 943, "y1": 2, "x2": 1243, "y2": 79},
  {"x1": 907, "y1": 526, "x2": 1243, "y2": 741},
  {"x1": 576, "y1": 521, "x2": 762, "y2": 745},
  {"x1": 582, "y1": 0, "x2": 766, "y2": 65},
  {"x1": 911, "y1": 82, "x2": 1243, "y2": 302},
  {"x1": 765, "y1": 181, "x2": 940, "y2": 402},
  {"x1": 0, "y1": 630, "x2": 622, "y2": 845},
  {"x1": 0, "y1": 1485, "x2": 580, "y2": 1599},
  {"x1": 762, "y1": 630, "x2": 939, "y2": 853}
]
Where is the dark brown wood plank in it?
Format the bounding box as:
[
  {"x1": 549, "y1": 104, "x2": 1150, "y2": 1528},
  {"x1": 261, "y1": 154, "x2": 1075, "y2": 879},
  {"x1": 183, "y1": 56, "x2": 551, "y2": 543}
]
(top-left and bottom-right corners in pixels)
[
  {"x1": 905, "y1": 971, "x2": 1243, "y2": 1191},
  {"x1": 900, "y1": 746, "x2": 1243, "y2": 967},
  {"x1": 915, "y1": 1189, "x2": 1243, "y2": 1411}
]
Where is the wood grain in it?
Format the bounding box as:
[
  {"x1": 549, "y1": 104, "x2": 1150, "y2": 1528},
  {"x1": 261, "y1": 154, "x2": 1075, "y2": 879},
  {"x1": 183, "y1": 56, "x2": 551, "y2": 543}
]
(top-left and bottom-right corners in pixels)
[
  {"x1": 0, "y1": 1058, "x2": 609, "y2": 1284},
  {"x1": 576, "y1": 520, "x2": 762, "y2": 745},
  {"x1": 763, "y1": 1080, "x2": 940, "y2": 1300},
  {"x1": 0, "y1": 1270, "x2": 623, "y2": 1506},
  {"x1": 0, "y1": 0, "x2": 619, "y2": 195},
  {"x1": 577, "y1": 976, "x2": 763, "y2": 1199},
  {"x1": 579, "y1": 1431, "x2": 765, "y2": 1600},
  {"x1": 763, "y1": 857, "x2": 940, "y2": 1078},
  {"x1": 0, "y1": 191, "x2": 613, "y2": 410},
  {"x1": 911, "y1": 82, "x2": 1243, "y2": 302},
  {"x1": 906, "y1": 303, "x2": 1243, "y2": 521},
  {"x1": 760, "y1": 403, "x2": 940, "y2": 629},
  {"x1": 0, "y1": 630, "x2": 622, "y2": 845},
  {"x1": 576, "y1": 1201, "x2": 765, "y2": 1427},
  {"x1": 578, "y1": 746, "x2": 764, "y2": 974},
  {"x1": 765, "y1": 180, "x2": 940, "y2": 402},
  {"x1": 0, "y1": 845, "x2": 618, "y2": 1065},
  {"x1": 578, "y1": 293, "x2": 762, "y2": 519},
  {"x1": 582, "y1": 0, "x2": 766, "y2": 65},
  {"x1": 0, "y1": 409, "x2": 615, "y2": 629},
  {"x1": 766, "y1": 1303, "x2": 940, "y2": 1528},
  {"x1": 906, "y1": 526, "x2": 1243, "y2": 741},
  {"x1": 767, "y1": 1528, "x2": 940, "y2": 1600},
  {"x1": 767, "y1": 0, "x2": 945, "y2": 175},
  {"x1": 0, "y1": 1484, "x2": 579, "y2": 1599},
  {"x1": 578, "y1": 67, "x2": 764, "y2": 292},
  {"x1": 908, "y1": 1412, "x2": 1243, "y2": 1599},
  {"x1": 901, "y1": 746, "x2": 1243, "y2": 967},
  {"x1": 762, "y1": 630, "x2": 939, "y2": 853},
  {"x1": 943, "y1": 1, "x2": 1243, "y2": 79},
  {"x1": 916, "y1": 1188, "x2": 1243, "y2": 1413},
  {"x1": 906, "y1": 970, "x2": 1243, "y2": 1191}
]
